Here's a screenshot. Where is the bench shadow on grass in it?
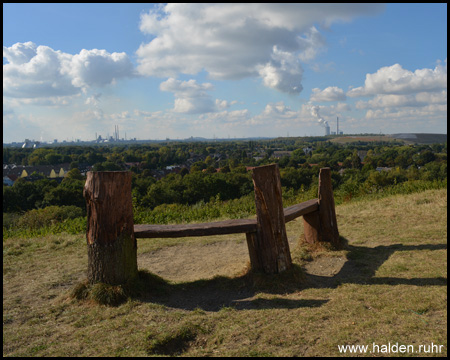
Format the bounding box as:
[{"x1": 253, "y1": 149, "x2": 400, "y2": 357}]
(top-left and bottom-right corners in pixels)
[
  {"x1": 134, "y1": 237, "x2": 446, "y2": 312},
  {"x1": 305, "y1": 238, "x2": 447, "y2": 289},
  {"x1": 135, "y1": 263, "x2": 329, "y2": 312}
]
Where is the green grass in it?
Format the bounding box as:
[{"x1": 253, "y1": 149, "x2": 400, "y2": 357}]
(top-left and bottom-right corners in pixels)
[
  {"x1": 3, "y1": 178, "x2": 445, "y2": 240},
  {"x1": 3, "y1": 188, "x2": 447, "y2": 357}
]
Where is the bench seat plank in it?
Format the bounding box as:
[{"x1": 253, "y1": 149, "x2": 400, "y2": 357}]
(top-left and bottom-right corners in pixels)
[
  {"x1": 134, "y1": 218, "x2": 257, "y2": 238},
  {"x1": 284, "y1": 198, "x2": 319, "y2": 223},
  {"x1": 134, "y1": 198, "x2": 319, "y2": 239}
]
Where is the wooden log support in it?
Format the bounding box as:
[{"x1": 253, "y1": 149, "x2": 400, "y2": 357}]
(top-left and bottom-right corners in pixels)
[
  {"x1": 317, "y1": 167, "x2": 340, "y2": 247},
  {"x1": 83, "y1": 171, "x2": 138, "y2": 285},
  {"x1": 302, "y1": 210, "x2": 321, "y2": 244},
  {"x1": 245, "y1": 232, "x2": 262, "y2": 272},
  {"x1": 251, "y1": 164, "x2": 292, "y2": 274}
]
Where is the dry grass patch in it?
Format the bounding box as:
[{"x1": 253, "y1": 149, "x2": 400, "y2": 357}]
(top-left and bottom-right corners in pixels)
[{"x1": 3, "y1": 188, "x2": 447, "y2": 357}]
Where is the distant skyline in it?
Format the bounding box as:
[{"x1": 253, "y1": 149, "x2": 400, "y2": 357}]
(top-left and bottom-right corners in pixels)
[{"x1": 3, "y1": 3, "x2": 447, "y2": 143}]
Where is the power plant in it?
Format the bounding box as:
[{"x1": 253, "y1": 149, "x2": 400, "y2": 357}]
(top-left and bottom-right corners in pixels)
[
  {"x1": 95, "y1": 125, "x2": 127, "y2": 143},
  {"x1": 320, "y1": 116, "x2": 343, "y2": 136},
  {"x1": 310, "y1": 105, "x2": 343, "y2": 136}
]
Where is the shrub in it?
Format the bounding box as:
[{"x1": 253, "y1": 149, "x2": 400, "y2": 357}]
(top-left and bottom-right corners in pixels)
[{"x1": 16, "y1": 205, "x2": 84, "y2": 230}]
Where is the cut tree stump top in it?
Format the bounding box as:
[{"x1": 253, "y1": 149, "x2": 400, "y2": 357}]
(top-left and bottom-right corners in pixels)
[{"x1": 134, "y1": 198, "x2": 318, "y2": 239}]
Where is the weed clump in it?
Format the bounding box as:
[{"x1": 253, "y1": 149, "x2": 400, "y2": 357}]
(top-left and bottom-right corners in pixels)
[
  {"x1": 90, "y1": 283, "x2": 127, "y2": 306},
  {"x1": 70, "y1": 279, "x2": 90, "y2": 300},
  {"x1": 70, "y1": 270, "x2": 169, "y2": 306},
  {"x1": 242, "y1": 264, "x2": 306, "y2": 294},
  {"x1": 70, "y1": 280, "x2": 126, "y2": 306},
  {"x1": 295, "y1": 234, "x2": 348, "y2": 261}
]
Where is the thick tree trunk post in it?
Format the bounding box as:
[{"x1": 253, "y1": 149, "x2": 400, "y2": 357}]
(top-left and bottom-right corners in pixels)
[
  {"x1": 303, "y1": 210, "x2": 321, "y2": 244},
  {"x1": 318, "y1": 167, "x2": 340, "y2": 247},
  {"x1": 251, "y1": 164, "x2": 292, "y2": 274},
  {"x1": 83, "y1": 171, "x2": 138, "y2": 285}
]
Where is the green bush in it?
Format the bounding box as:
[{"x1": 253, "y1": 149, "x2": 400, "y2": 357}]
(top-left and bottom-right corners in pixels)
[
  {"x1": 16, "y1": 205, "x2": 83, "y2": 230},
  {"x1": 2, "y1": 212, "x2": 22, "y2": 229},
  {"x1": 3, "y1": 205, "x2": 86, "y2": 239}
]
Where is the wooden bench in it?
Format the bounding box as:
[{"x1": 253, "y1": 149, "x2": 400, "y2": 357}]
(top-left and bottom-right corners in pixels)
[
  {"x1": 83, "y1": 165, "x2": 340, "y2": 285},
  {"x1": 133, "y1": 198, "x2": 319, "y2": 238}
]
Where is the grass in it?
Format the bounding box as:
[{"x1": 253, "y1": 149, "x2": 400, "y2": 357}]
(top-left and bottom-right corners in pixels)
[
  {"x1": 3, "y1": 188, "x2": 447, "y2": 357},
  {"x1": 4, "y1": 178, "x2": 445, "y2": 240}
]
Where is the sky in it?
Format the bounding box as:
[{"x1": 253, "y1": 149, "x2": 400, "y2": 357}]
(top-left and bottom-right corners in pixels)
[{"x1": 3, "y1": 3, "x2": 447, "y2": 143}]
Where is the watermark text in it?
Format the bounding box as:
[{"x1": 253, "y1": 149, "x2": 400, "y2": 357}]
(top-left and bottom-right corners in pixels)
[{"x1": 338, "y1": 342, "x2": 445, "y2": 355}]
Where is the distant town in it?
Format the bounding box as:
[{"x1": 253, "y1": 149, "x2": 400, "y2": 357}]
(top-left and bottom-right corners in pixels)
[{"x1": 3, "y1": 122, "x2": 447, "y2": 148}]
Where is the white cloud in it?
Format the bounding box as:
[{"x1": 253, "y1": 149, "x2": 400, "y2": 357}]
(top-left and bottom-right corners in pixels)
[
  {"x1": 3, "y1": 43, "x2": 78, "y2": 98},
  {"x1": 347, "y1": 62, "x2": 447, "y2": 97},
  {"x1": 85, "y1": 92, "x2": 102, "y2": 106},
  {"x1": 3, "y1": 42, "x2": 135, "y2": 100},
  {"x1": 63, "y1": 49, "x2": 135, "y2": 89},
  {"x1": 258, "y1": 46, "x2": 304, "y2": 94},
  {"x1": 297, "y1": 26, "x2": 326, "y2": 62},
  {"x1": 356, "y1": 90, "x2": 447, "y2": 109},
  {"x1": 136, "y1": 3, "x2": 383, "y2": 94},
  {"x1": 3, "y1": 41, "x2": 38, "y2": 65},
  {"x1": 199, "y1": 109, "x2": 251, "y2": 126},
  {"x1": 310, "y1": 86, "x2": 346, "y2": 102},
  {"x1": 364, "y1": 104, "x2": 447, "y2": 124},
  {"x1": 159, "y1": 78, "x2": 216, "y2": 114},
  {"x1": 347, "y1": 61, "x2": 447, "y2": 133},
  {"x1": 215, "y1": 99, "x2": 235, "y2": 110}
]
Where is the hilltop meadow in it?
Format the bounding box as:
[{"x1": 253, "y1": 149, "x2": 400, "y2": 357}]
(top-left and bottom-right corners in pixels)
[
  {"x1": 3, "y1": 187, "x2": 447, "y2": 357},
  {"x1": 3, "y1": 137, "x2": 447, "y2": 356}
]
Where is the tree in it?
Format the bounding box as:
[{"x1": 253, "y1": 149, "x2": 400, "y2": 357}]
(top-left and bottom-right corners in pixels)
[
  {"x1": 205, "y1": 155, "x2": 214, "y2": 167},
  {"x1": 416, "y1": 150, "x2": 436, "y2": 166},
  {"x1": 3, "y1": 186, "x2": 21, "y2": 212},
  {"x1": 9, "y1": 179, "x2": 46, "y2": 211},
  {"x1": 43, "y1": 179, "x2": 85, "y2": 209},
  {"x1": 342, "y1": 158, "x2": 352, "y2": 169},
  {"x1": 45, "y1": 153, "x2": 63, "y2": 165},
  {"x1": 351, "y1": 149, "x2": 362, "y2": 169},
  {"x1": 64, "y1": 168, "x2": 83, "y2": 180},
  {"x1": 204, "y1": 166, "x2": 217, "y2": 174}
]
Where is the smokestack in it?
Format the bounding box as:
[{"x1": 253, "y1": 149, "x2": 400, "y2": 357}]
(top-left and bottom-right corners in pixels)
[{"x1": 337, "y1": 117, "x2": 339, "y2": 135}]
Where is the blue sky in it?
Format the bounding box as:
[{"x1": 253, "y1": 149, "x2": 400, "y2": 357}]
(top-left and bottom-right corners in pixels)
[{"x1": 3, "y1": 3, "x2": 447, "y2": 143}]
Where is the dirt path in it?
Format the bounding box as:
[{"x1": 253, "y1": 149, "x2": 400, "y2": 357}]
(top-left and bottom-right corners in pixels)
[
  {"x1": 137, "y1": 237, "x2": 347, "y2": 284},
  {"x1": 138, "y1": 240, "x2": 251, "y2": 283}
]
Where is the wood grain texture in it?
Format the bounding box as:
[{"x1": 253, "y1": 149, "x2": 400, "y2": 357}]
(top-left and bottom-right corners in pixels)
[
  {"x1": 134, "y1": 219, "x2": 257, "y2": 238},
  {"x1": 318, "y1": 167, "x2": 340, "y2": 247},
  {"x1": 84, "y1": 171, "x2": 137, "y2": 285},
  {"x1": 251, "y1": 164, "x2": 292, "y2": 274}
]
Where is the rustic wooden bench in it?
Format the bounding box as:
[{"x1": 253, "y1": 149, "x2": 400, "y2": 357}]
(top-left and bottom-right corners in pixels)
[{"x1": 83, "y1": 165, "x2": 340, "y2": 285}]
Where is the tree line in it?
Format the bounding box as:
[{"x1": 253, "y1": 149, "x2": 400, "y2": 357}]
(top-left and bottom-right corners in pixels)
[{"x1": 3, "y1": 139, "x2": 447, "y2": 214}]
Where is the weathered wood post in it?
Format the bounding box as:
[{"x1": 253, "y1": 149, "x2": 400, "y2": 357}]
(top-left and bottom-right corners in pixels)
[
  {"x1": 317, "y1": 167, "x2": 340, "y2": 248},
  {"x1": 250, "y1": 164, "x2": 292, "y2": 274},
  {"x1": 83, "y1": 171, "x2": 138, "y2": 285},
  {"x1": 302, "y1": 209, "x2": 321, "y2": 244}
]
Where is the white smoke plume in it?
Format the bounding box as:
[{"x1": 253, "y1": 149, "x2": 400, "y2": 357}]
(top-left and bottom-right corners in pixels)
[{"x1": 310, "y1": 105, "x2": 328, "y2": 127}]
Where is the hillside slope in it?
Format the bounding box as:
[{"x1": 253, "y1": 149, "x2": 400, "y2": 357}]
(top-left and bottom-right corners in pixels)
[{"x1": 3, "y1": 188, "x2": 447, "y2": 357}]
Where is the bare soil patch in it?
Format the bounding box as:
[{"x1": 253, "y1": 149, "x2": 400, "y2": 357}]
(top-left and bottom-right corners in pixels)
[{"x1": 138, "y1": 240, "x2": 250, "y2": 283}]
